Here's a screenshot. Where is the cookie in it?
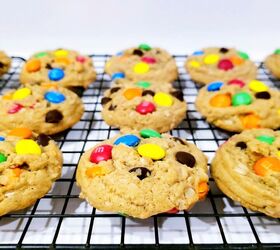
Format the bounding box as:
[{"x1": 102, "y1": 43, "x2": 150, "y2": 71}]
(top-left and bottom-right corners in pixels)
[
  {"x1": 0, "y1": 127, "x2": 62, "y2": 216},
  {"x1": 0, "y1": 51, "x2": 11, "y2": 77},
  {"x1": 196, "y1": 79, "x2": 280, "y2": 132},
  {"x1": 211, "y1": 129, "x2": 280, "y2": 218},
  {"x1": 185, "y1": 47, "x2": 257, "y2": 85},
  {"x1": 76, "y1": 130, "x2": 209, "y2": 218},
  {"x1": 264, "y1": 49, "x2": 280, "y2": 79},
  {"x1": 0, "y1": 85, "x2": 84, "y2": 135},
  {"x1": 101, "y1": 80, "x2": 187, "y2": 132},
  {"x1": 20, "y1": 49, "x2": 96, "y2": 90},
  {"x1": 105, "y1": 44, "x2": 178, "y2": 82}
]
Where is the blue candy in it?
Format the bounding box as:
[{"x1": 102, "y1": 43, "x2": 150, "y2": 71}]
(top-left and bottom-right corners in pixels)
[
  {"x1": 48, "y1": 68, "x2": 65, "y2": 81},
  {"x1": 112, "y1": 72, "x2": 125, "y2": 80},
  {"x1": 192, "y1": 50, "x2": 204, "y2": 56},
  {"x1": 44, "y1": 91, "x2": 66, "y2": 104},
  {"x1": 116, "y1": 51, "x2": 123, "y2": 56},
  {"x1": 207, "y1": 81, "x2": 224, "y2": 92},
  {"x1": 0, "y1": 136, "x2": 5, "y2": 141},
  {"x1": 114, "y1": 134, "x2": 140, "y2": 147}
]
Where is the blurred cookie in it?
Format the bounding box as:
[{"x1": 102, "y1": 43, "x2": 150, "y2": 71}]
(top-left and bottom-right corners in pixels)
[
  {"x1": 0, "y1": 51, "x2": 11, "y2": 77},
  {"x1": 265, "y1": 49, "x2": 280, "y2": 79}
]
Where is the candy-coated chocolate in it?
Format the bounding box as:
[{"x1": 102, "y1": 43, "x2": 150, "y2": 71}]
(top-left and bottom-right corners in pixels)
[
  {"x1": 232, "y1": 92, "x2": 252, "y2": 106},
  {"x1": 34, "y1": 52, "x2": 47, "y2": 58},
  {"x1": 55, "y1": 57, "x2": 71, "y2": 65},
  {"x1": 141, "y1": 57, "x2": 156, "y2": 64},
  {"x1": 0, "y1": 136, "x2": 5, "y2": 141},
  {"x1": 218, "y1": 59, "x2": 234, "y2": 71},
  {"x1": 192, "y1": 50, "x2": 204, "y2": 56},
  {"x1": 26, "y1": 59, "x2": 41, "y2": 73},
  {"x1": 210, "y1": 93, "x2": 231, "y2": 107},
  {"x1": 8, "y1": 103, "x2": 23, "y2": 114},
  {"x1": 153, "y1": 92, "x2": 173, "y2": 107},
  {"x1": 44, "y1": 91, "x2": 66, "y2": 104},
  {"x1": 240, "y1": 114, "x2": 260, "y2": 129},
  {"x1": 133, "y1": 62, "x2": 150, "y2": 74},
  {"x1": 123, "y1": 88, "x2": 142, "y2": 100},
  {"x1": 86, "y1": 166, "x2": 106, "y2": 178},
  {"x1": 112, "y1": 72, "x2": 125, "y2": 80},
  {"x1": 8, "y1": 128, "x2": 32, "y2": 138},
  {"x1": 256, "y1": 135, "x2": 275, "y2": 145},
  {"x1": 203, "y1": 54, "x2": 220, "y2": 64},
  {"x1": 138, "y1": 44, "x2": 152, "y2": 51},
  {"x1": 189, "y1": 61, "x2": 200, "y2": 68},
  {"x1": 228, "y1": 79, "x2": 245, "y2": 88},
  {"x1": 0, "y1": 153, "x2": 7, "y2": 163},
  {"x1": 253, "y1": 157, "x2": 280, "y2": 176},
  {"x1": 54, "y1": 49, "x2": 69, "y2": 57},
  {"x1": 274, "y1": 49, "x2": 280, "y2": 55},
  {"x1": 140, "y1": 129, "x2": 161, "y2": 138},
  {"x1": 137, "y1": 143, "x2": 165, "y2": 160},
  {"x1": 48, "y1": 68, "x2": 65, "y2": 81},
  {"x1": 15, "y1": 139, "x2": 42, "y2": 155},
  {"x1": 135, "y1": 81, "x2": 151, "y2": 88},
  {"x1": 230, "y1": 56, "x2": 244, "y2": 66},
  {"x1": 136, "y1": 101, "x2": 156, "y2": 114},
  {"x1": 114, "y1": 134, "x2": 140, "y2": 147},
  {"x1": 249, "y1": 80, "x2": 268, "y2": 92},
  {"x1": 90, "y1": 144, "x2": 113, "y2": 163},
  {"x1": 207, "y1": 82, "x2": 223, "y2": 91},
  {"x1": 238, "y1": 51, "x2": 249, "y2": 60},
  {"x1": 76, "y1": 55, "x2": 86, "y2": 63},
  {"x1": 12, "y1": 88, "x2": 31, "y2": 100}
]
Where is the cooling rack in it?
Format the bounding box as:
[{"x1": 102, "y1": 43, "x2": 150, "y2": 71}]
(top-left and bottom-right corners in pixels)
[{"x1": 0, "y1": 55, "x2": 279, "y2": 250}]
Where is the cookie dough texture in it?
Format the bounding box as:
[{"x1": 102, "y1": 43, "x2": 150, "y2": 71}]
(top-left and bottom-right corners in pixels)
[
  {"x1": 265, "y1": 50, "x2": 280, "y2": 79},
  {"x1": 196, "y1": 80, "x2": 280, "y2": 132},
  {"x1": 76, "y1": 132, "x2": 209, "y2": 218},
  {"x1": 212, "y1": 129, "x2": 280, "y2": 218},
  {"x1": 0, "y1": 85, "x2": 84, "y2": 135},
  {"x1": 0, "y1": 51, "x2": 11, "y2": 76},
  {"x1": 101, "y1": 81, "x2": 187, "y2": 132},
  {"x1": 0, "y1": 129, "x2": 62, "y2": 216},
  {"x1": 20, "y1": 49, "x2": 96, "y2": 89},
  {"x1": 105, "y1": 45, "x2": 178, "y2": 82},
  {"x1": 185, "y1": 47, "x2": 257, "y2": 85}
]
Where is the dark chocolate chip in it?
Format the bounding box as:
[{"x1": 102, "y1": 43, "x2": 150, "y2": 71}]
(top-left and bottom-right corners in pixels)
[
  {"x1": 46, "y1": 63, "x2": 53, "y2": 70},
  {"x1": 45, "y1": 110, "x2": 63, "y2": 123},
  {"x1": 235, "y1": 141, "x2": 247, "y2": 150},
  {"x1": 110, "y1": 87, "x2": 121, "y2": 94},
  {"x1": 0, "y1": 62, "x2": 4, "y2": 68},
  {"x1": 129, "y1": 167, "x2": 151, "y2": 180},
  {"x1": 132, "y1": 49, "x2": 144, "y2": 57},
  {"x1": 101, "y1": 97, "x2": 112, "y2": 105},
  {"x1": 109, "y1": 104, "x2": 117, "y2": 111},
  {"x1": 175, "y1": 151, "x2": 196, "y2": 168},
  {"x1": 255, "y1": 91, "x2": 271, "y2": 99},
  {"x1": 142, "y1": 90, "x2": 155, "y2": 96},
  {"x1": 67, "y1": 86, "x2": 85, "y2": 97},
  {"x1": 173, "y1": 137, "x2": 187, "y2": 145},
  {"x1": 37, "y1": 134, "x2": 51, "y2": 146},
  {"x1": 171, "y1": 90, "x2": 184, "y2": 101},
  {"x1": 219, "y1": 47, "x2": 229, "y2": 53},
  {"x1": 19, "y1": 162, "x2": 29, "y2": 170}
]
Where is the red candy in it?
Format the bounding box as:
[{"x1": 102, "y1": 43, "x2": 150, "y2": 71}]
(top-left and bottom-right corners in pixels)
[
  {"x1": 218, "y1": 59, "x2": 234, "y2": 71},
  {"x1": 76, "y1": 55, "x2": 86, "y2": 63},
  {"x1": 141, "y1": 57, "x2": 156, "y2": 64},
  {"x1": 228, "y1": 79, "x2": 245, "y2": 88},
  {"x1": 90, "y1": 144, "x2": 113, "y2": 163},
  {"x1": 166, "y1": 208, "x2": 179, "y2": 214},
  {"x1": 8, "y1": 103, "x2": 23, "y2": 114},
  {"x1": 136, "y1": 101, "x2": 156, "y2": 115}
]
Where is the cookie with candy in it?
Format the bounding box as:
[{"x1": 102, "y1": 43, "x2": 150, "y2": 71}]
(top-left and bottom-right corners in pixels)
[{"x1": 265, "y1": 48, "x2": 280, "y2": 79}]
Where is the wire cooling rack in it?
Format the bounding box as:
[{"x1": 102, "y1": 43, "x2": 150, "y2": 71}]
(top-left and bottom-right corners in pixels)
[{"x1": 0, "y1": 55, "x2": 280, "y2": 250}]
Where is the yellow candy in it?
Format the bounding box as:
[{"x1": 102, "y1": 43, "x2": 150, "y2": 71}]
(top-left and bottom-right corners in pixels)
[
  {"x1": 249, "y1": 80, "x2": 268, "y2": 92},
  {"x1": 133, "y1": 62, "x2": 150, "y2": 74},
  {"x1": 12, "y1": 88, "x2": 31, "y2": 100},
  {"x1": 278, "y1": 109, "x2": 280, "y2": 115},
  {"x1": 137, "y1": 144, "x2": 165, "y2": 160},
  {"x1": 15, "y1": 139, "x2": 41, "y2": 155},
  {"x1": 154, "y1": 92, "x2": 173, "y2": 107},
  {"x1": 54, "y1": 49, "x2": 69, "y2": 57},
  {"x1": 204, "y1": 54, "x2": 220, "y2": 64},
  {"x1": 189, "y1": 61, "x2": 200, "y2": 68}
]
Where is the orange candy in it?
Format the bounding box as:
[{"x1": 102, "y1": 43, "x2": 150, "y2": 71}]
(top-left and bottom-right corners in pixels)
[
  {"x1": 86, "y1": 166, "x2": 106, "y2": 178},
  {"x1": 230, "y1": 56, "x2": 244, "y2": 66},
  {"x1": 198, "y1": 181, "x2": 209, "y2": 199},
  {"x1": 123, "y1": 88, "x2": 142, "y2": 100},
  {"x1": 12, "y1": 168, "x2": 23, "y2": 177},
  {"x1": 209, "y1": 93, "x2": 231, "y2": 107},
  {"x1": 41, "y1": 82, "x2": 58, "y2": 89},
  {"x1": 240, "y1": 114, "x2": 260, "y2": 129},
  {"x1": 8, "y1": 128, "x2": 32, "y2": 139},
  {"x1": 55, "y1": 57, "x2": 71, "y2": 65},
  {"x1": 26, "y1": 59, "x2": 41, "y2": 73},
  {"x1": 253, "y1": 157, "x2": 280, "y2": 176}
]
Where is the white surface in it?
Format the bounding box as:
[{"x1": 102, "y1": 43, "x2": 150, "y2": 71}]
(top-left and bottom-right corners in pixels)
[{"x1": 0, "y1": 0, "x2": 280, "y2": 59}]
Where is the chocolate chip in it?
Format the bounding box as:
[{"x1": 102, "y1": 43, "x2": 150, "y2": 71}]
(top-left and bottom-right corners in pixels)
[
  {"x1": 235, "y1": 141, "x2": 247, "y2": 150},
  {"x1": 19, "y1": 162, "x2": 29, "y2": 170},
  {"x1": 45, "y1": 110, "x2": 63, "y2": 123},
  {"x1": 67, "y1": 86, "x2": 85, "y2": 97},
  {"x1": 175, "y1": 151, "x2": 196, "y2": 168},
  {"x1": 129, "y1": 167, "x2": 151, "y2": 180},
  {"x1": 37, "y1": 134, "x2": 50, "y2": 146},
  {"x1": 255, "y1": 91, "x2": 271, "y2": 100},
  {"x1": 132, "y1": 49, "x2": 144, "y2": 57},
  {"x1": 46, "y1": 63, "x2": 53, "y2": 70},
  {"x1": 219, "y1": 47, "x2": 229, "y2": 53},
  {"x1": 142, "y1": 90, "x2": 155, "y2": 96},
  {"x1": 0, "y1": 62, "x2": 4, "y2": 68},
  {"x1": 171, "y1": 90, "x2": 184, "y2": 101},
  {"x1": 101, "y1": 97, "x2": 112, "y2": 105},
  {"x1": 109, "y1": 104, "x2": 117, "y2": 111},
  {"x1": 110, "y1": 87, "x2": 121, "y2": 94},
  {"x1": 173, "y1": 137, "x2": 187, "y2": 145}
]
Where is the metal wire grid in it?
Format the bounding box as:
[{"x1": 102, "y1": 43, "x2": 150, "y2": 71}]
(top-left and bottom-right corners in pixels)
[{"x1": 0, "y1": 55, "x2": 279, "y2": 250}]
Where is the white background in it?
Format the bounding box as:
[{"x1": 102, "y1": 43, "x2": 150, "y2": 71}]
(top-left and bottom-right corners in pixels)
[{"x1": 0, "y1": 0, "x2": 280, "y2": 59}]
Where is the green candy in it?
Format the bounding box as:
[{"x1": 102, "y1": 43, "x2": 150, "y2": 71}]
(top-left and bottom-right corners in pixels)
[
  {"x1": 0, "y1": 153, "x2": 7, "y2": 163},
  {"x1": 256, "y1": 135, "x2": 275, "y2": 145},
  {"x1": 140, "y1": 129, "x2": 161, "y2": 138},
  {"x1": 238, "y1": 51, "x2": 249, "y2": 60},
  {"x1": 34, "y1": 52, "x2": 48, "y2": 58},
  {"x1": 274, "y1": 49, "x2": 280, "y2": 55},
  {"x1": 138, "y1": 43, "x2": 152, "y2": 51},
  {"x1": 232, "y1": 92, "x2": 252, "y2": 106},
  {"x1": 135, "y1": 81, "x2": 151, "y2": 88}
]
